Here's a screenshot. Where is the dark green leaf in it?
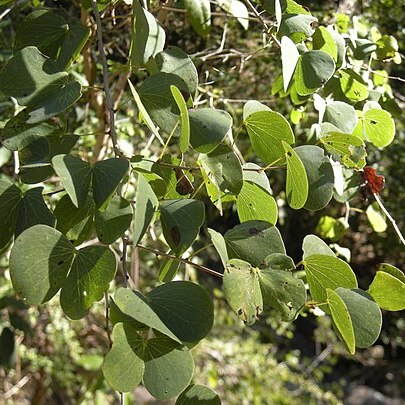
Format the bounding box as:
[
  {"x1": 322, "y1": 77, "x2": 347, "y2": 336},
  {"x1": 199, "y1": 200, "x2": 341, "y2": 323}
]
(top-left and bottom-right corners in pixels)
[
  {"x1": 0, "y1": 178, "x2": 21, "y2": 249},
  {"x1": 158, "y1": 257, "x2": 181, "y2": 282},
  {"x1": 10, "y1": 225, "x2": 75, "y2": 305},
  {"x1": 176, "y1": 384, "x2": 221, "y2": 405},
  {"x1": 184, "y1": 0, "x2": 211, "y2": 37},
  {"x1": 60, "y1": 245, "x2": 116, "y2": 319},
  {"x1": 279, "y1": 14, "x2": 317, "y2": 39}
]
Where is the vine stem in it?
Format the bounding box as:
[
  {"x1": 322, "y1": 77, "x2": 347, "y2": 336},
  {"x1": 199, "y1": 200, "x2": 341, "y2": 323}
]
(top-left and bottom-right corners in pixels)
[
  {"x1": 91, "y1": 0, "x2": 122, "y2": 158},
  {"x1": 373, "y1": 193, "x2": 405, "y2": 246},
  {"x1": 137, "y1": 245, "x2": 223, "y2": 279}
]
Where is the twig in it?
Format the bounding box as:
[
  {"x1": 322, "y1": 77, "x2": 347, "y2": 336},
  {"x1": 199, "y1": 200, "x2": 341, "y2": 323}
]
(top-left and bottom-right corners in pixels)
[
  {"x1": 121, "y1": 236, "x2": 130, "y2": 287},
  {"x1": 243, "y1": 0, "x2": 269, "y2": 31},
  {"x1": 304, "y1": 343, "x2": 334, "y2": 375},
  {"x1": 91, "y1": 0, "x2": 122, "y2": 158},
  {"x1": 104, "y1": 292, "x2": 112, "y2": 348},
  {"x1": 373, "y1": 193, "x2": 405, "y2": 246},
  {"x1": 3, "y1": 375, "x2": 30, "y2": 400},
  {"x1": 137, "y1": 245, "x2": 223, "y2": 279},
  {"x1": 360, "y1": 65, "x2": 405, "y2": 83}
]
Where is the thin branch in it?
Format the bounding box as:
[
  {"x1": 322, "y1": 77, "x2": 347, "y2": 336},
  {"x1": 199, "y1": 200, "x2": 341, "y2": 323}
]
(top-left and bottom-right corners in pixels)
[
  {"x1": 137, "y1": 245, "x2": 223, "y2": 279},
  {"x1": 104, "y1": 292, "x2": 112, "y2": 348},
  {"x1": 121, "y1": 236, "x2": 130, "y2": 287},
  {"x1": 91, "y1": 0, "x2": 122, "y2": 158},
  {"x1": 373, "y1": 193, "x2": 405, "y2": 246},
  {"x1": 243, "y1": 0, "x2": 269, "y2": 31},
  {"x1": 360, "y1": 65, "x2": 405, "y2": 83}
]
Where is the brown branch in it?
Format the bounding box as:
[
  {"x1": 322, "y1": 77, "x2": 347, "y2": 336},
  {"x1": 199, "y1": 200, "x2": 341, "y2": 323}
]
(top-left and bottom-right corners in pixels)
[{"x1": 137, "y1": 245, "x2": 223, "y2": 279}]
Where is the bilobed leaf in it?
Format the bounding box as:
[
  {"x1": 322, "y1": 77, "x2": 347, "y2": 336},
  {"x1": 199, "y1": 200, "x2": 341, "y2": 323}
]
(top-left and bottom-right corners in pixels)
[
  {"x1": 92, "y1": 158, "x2": 129, "y2": 209},
  {"x1": 312, "y1": 27, "x2": 338, "y2": 61},
  {"x1": 327, "y1": 288, "x2": 355, "y2": 354},
  {"x1": 281, "y1": 36, "x2": 299, "y2": 92},
  {"x1": 335, "y1": 288, "x2": 382, "y2": 348},
  {"x1": 224, "y1": 220, "x2": 285, "y2": 267},
  {"x1": 339, "y1": 70, "x2": 368, "y2": 102},
  {"x1": 0, "y1": 178, "x2": 21, "y2": 249},
  {"x1": 302, "y1": 234, "x2": 335, "y2": 259},
  {"x1": 152, "y1": 46, "x2": 198, "y2": 95},
  {"x1": 60, "y1": 246, "x2": 116, "y2": 319},
  {"x1": 160, "y1": 199, "x2": 205, "y2": 255},
  {"x1": 245, "y1": 111, "x2": 295, "y2": 164},
  {"x1": 362, "y1": 108, "x2": 395, "y2": 147},
  {"x1": 15, "y1": 187, "x2": 55, "y2": 237},
  {"x1": 294, "y1": 145, "x2": 334, "y2": 211},
  {"x1": 258, "y1": 268, "x2": 306, "y2": 321},
  {"x1": 217, "y1": 0, "x2": 249, "y2": 29},
  {"x1": 171, "y1": 85, "x2": 190, "y2": 153},
  {"x1": 133, "y1": 174, "x2": 158, "y2": 246},
  {"x1": 130, "y1": 0, "x2": 165, "y2": 67},
  {"x1": 113, "y1": 288, "x2": 181, "y2": 343},
  {"x1": 9, "y1": 225, "x2": 75, "y2": 305},
  {"x1": 189, "y1": 109, "x2": 232, "y2": 154},
  {"x1": 176, "y1": 384, "x2": 221, "y2": 405},
  {"x1": 184, "y1": 0, "x2": 211, "y2": 37},
  {"x1": 294, "y1": 50, "x2": 335, "y2": 96},
  {"x1": 52, "y1": 154, "x2": 92, "y2": 208},
  {"x1": 14, "y1": 10, "x2": 67, "y2": 58},
  {"x1": 102, "y1": 323, "x2": 144, "y2": 392},
  {"x1": 283, "y1": 141, "x2": 308, "y2": 209},
  {"x1": 236, "y1": 181, "x2": 278, "y2": 224},
  {"x1": 304, "y1": 254, "x2": 357, "y2": 309},
  {"x1": 279, "y1": 14, "x2": 317, "y2": 40},
  {"x1": 95, "y1": 196, "x2": 133, "y2": 244},
  {"x1": 243, "y1": 101, "x2": 271, "y2": 120},
  {"x1": 223, "y1": 259, "x2": 263, "y2": 325},
  {"x1": 148, "y1": 281, "x2": 214, "y2": 343},
  {"x1": 142, "y1": 337, "x2": 194, "y2": 400},
  {"x1": 323, "y1": 101, "x2": 358, "y2": 134},
  {"x1": 199, "y1": 144, "x2": 243, "y2": 194},
  {"x1": 368, "y1": 265, "x2": 405, "y2": 311}
]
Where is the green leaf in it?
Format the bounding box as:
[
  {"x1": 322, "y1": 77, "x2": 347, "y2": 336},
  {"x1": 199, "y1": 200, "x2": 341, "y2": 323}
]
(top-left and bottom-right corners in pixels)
[
  {"x1": 294, "y1": 50, "x2": 335, "y2": 96},
  {"x1": 312, "y1": 27, "x2": 338, "y2": 61},
  {"x1": 302, "y1": 234, "x2": 334, "y2": 259},
  {"x1": 366, "y1": 202, "x2": 387, "y2": 233},
  {"x1": 176, "y1": 384, "x2": 221, "y2": 405},
  {"x1": 217, "y1": 0, "x2": 249, "y2": 29},
  {"x1": 199, "y1": 144, "x2": 243, "y2": 194},
  {"x1": 262, "y1": 253, "x2": 295, "y2": 271},
  {"x1": 95, "y1": 196, "x2": 133, "y2": 244},
  {"x1": 335, "y1": 288, "x2": 382, "y2": 348},
  {"x1": 223, "y1": 259, "x2": 263, "y2": 325},
  {"x1": 138, "y1": 72, "x2": 189, "y2": 135},
  {"x1": 0, "y1": 327, "x2": 15, "y2": 368},
  {"x1": 184, "y1": 0, "x2": 211, "y2": 37},
  {"x1": 326, "y1": 288, "x2": 355, "y2": 354},
  {"x1": 242, "y1": 163, "x2": 272, "y2": 192},
  {"x1": 113, "y1": 288, "x2": 181, "y2": 343},
  {"x1": 9, "y1": 225, "x2": 75, "y2": 305},
  {"x1": 158, "y1": 258, "x2": 181, "y2": 282},
  {"x1": 130, "y1": 0, "x2": 166, "y2": 68},
  {"x1": 171, "y1": 85, "x2": 190, "y2": 153},
  {"x1": 52, "y1": 155, "x2": 92, "y2": 208},
  {"x1": 236, "y1": 181, "x2": 278, "y2": 224},
  {"x1": 279, "y1": 14, "x2": 317, "y2": 40},
  {"x1": 281, "y1": 36, "x2": 299, "y2": 92},
  {"x1": 133, "y1": 174, "x2": 158, "y2": 246},
  {"x1": 2, "y1": 111, "x2": 62, "y2": 151},
  {"x1": 320, "y1": 132, "x2": 366, "y2": 169},
  {"x1": 323, "y1": 101, "x2": 358, "y2": 134},
  {"x1": 362, "y1": 109, "x2": 395, "y2": 147},
  {"x1": 304, "y1": 254, "x2": 357, "y2": 308},
  {"x1": 54, "y1": 194, "x2": 95, "y2": 245},
  {"x1": 60, "y1": 245, "x2": 116, "y2": 319},
  {"x1": 160, "y1": 199, "x2": 205, "y2": 255},
  {"x1": 15, "y1": 187, "x2": 55, "y2": 237},
  {"x1": 245, "y1": 111, "x2": 295, "y2": 165},
  {"x1": 102, "y1": 323, "x2": 144, "y2": 392},
  {"x1": 152, "y1": 46, "x2": 198, "y2": 95},
  {"x1": 148, "y1": 281, "x2": 214, "y2": 343},
  {"x1": 189, "y1": 109, "x2": 232, "y2": 154},
  {"x1": 92, "y1": 158, "x2": 129, "y2": 209},
  {"x1": 0, "y1": 46, "x2": 67, "y2": 106},
  {"x1": 339, "y1": 70, "x2": 368, "y2": 102},
  {"x1": 243, "y1": 100, "x2": 271, "y2": 120},
  {"x1": 224, "y1": 221, "x2": 285, "y2": 267},
  {"x1": 0, "y1": 178, "x2": 21, "y2": 249},
  {"x1": 14, "y1": 10, "x2": 67, "y2": 58},
  {"x1": 208, "y1": 228, "x2": 229, "y2": 268},
  {"x1": 55, "y1": 21, "x2": 90, "y2": 70},
  {"x1": 368, "y1": 265, "x2": 405, "y2": 311},
  {"x1": 294, "y1": 145, "x2": 334, "y2": 211},
  {"x1": 316, "y1": 216, "x2": 348, "y2": 242},
  {"x1": 283, "y1": 141, "x2": 308, "y2": 209},
  {"x1": 258, "y1": 268, "x2": 306, "y2": 321}
]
